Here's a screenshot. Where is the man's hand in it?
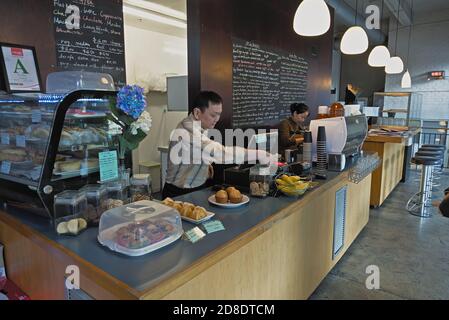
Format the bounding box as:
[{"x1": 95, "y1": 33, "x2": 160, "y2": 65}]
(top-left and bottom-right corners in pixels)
[
  {"x1": 257, "y1": 151, "x2": 279, "y2": 165},
  {"x1": 208, "y1": 164, "x2": 214, "y2": 179}
]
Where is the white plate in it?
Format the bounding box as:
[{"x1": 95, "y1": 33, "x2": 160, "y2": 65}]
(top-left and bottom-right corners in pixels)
[
  {"x1": 207, "y1": 194, "x2": 250, "y2": 208},
  {"x1": 181, "y1": 211, "x2": 215, "y2": 224}
]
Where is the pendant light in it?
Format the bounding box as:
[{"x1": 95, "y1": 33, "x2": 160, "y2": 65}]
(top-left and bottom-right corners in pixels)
[
  {"x1": 401, "y1": 0, "x2": 413, "y2": 88},
  {"x1": 293, "y1": 0, "x2": 331, "y2": 37},
  {"x1": 368, "y1": 0, "x2": 390, "y2": 67},
  {"x1": 341, "y1": 0, "x2": 369, "y2": 55},
  {"x1": 386, "y1": 0, "x2": 404, "y2": 74}
]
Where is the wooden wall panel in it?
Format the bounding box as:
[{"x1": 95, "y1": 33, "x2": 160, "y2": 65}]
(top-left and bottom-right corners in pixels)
[{"x1": 0, "y1": 0, "x2": 56, "y2": 91}]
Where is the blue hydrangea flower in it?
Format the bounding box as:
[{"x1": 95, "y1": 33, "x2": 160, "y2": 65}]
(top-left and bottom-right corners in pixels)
[{"x1": 116, "y1": 85, "x2": 146, "y2": 119}]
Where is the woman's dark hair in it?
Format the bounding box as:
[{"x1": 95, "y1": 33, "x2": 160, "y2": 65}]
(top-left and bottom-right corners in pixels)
[
  {"x1": 290, "y1": 103, "x2": 309, "y2": 115},
  {"x1": 192, "y1": 91, "x2": 223, "y2": 112}
]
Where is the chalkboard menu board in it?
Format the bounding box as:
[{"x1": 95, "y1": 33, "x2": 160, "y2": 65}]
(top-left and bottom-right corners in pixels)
[
  {"x1": 52, "y1": 0, "x2": 126, "y2": 87},
  {"x1": 232, "y1": 38, "x2": 308, "y2": 128}
]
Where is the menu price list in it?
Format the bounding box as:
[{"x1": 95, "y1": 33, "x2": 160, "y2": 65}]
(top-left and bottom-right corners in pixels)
[
  {"x1": 53, "y1": 0, "x2": 126, "y2": 87},
  {"x1": 232, "y1": 38, "x2": 308, "y2": 128}
]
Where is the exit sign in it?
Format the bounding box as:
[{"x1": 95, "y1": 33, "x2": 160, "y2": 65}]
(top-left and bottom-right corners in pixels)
[{"x1": 428, "y1": 71, "x2": 445, "y2": 80}]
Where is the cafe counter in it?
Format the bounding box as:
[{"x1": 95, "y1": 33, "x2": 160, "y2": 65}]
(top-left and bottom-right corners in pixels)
[
  {"x1": 0, "y1": 168, "x2": 372, "y2": 300},
  {"x1": 362, "y1": 127, "x2": 420, "y2": 207}
]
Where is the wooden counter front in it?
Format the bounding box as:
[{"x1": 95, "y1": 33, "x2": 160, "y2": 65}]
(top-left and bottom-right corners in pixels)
[
  {"x1": 160, "y1": 174, "x2": 372, "y2": 299},
  {"x1": 363, "y1": 135, "x2": 406, "y2": 207},
  {"x1": 0, "y1": 171, "x2": 372, "y2": 300}
]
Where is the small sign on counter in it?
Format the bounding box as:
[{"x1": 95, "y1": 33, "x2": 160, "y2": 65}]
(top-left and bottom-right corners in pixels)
[
  {"x1": 202, "y1": 220, "x2": 225, "y2": 234},
  {"x1": 99, "y1": 150, "x2": 118, "y2": 182},
  {"x1": 184, "y1": 227, "x2": 206, "y2": 244}
]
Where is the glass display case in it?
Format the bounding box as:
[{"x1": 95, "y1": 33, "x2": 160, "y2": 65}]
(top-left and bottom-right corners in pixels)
[
  {"x1": 372, "y1": 92, "x2": 422, "y2": 127},
  {"x1": 0, "y1": 90, "x2": 129, "y2": 222}
]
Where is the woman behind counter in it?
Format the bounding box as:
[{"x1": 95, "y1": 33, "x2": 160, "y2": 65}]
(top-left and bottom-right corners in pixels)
[{"x1": 278, "y1": 103, "x2": 310, "y2": 159}]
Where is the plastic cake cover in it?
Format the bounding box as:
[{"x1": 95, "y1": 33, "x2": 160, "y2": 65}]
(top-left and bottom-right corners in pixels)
[{"x1": 98, "y1": 200, "x2": 183, "y2": 256}]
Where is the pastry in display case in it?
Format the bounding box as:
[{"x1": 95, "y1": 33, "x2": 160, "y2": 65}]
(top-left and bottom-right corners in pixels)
[{"x1": 0, "y1": 89, "x2": 131, "y2": 227}]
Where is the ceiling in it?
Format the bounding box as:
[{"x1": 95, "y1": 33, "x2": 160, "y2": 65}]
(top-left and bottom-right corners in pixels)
[
  {"x1": 341, "y1": 0, "x2": 449, "y2": 19},
  {"x1": 137, "y1": 0, "x2": 449, "y2": 20},
  {"x1": 333, "y1": 0, "x2": 449, "y2": 37},
  {"x1": 148, "y1": 0, "x2": 186, "y2": 13},
  {"x1": 412, "y1": 0, "x2": 449, "y2": 14}
]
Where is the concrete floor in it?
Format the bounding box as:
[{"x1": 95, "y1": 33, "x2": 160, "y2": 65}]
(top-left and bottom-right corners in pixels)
[{"x1": 310, "y1": 169, "x2": 449, "y2": 300}]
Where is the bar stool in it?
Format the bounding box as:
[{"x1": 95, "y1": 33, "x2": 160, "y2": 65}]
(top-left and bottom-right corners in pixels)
[
  {"x1": 415, "y1": 150, "x2": 443, "y2": 192},
  {"x1": 416, "y1": 148, "x2": 444, "y2": 177},
  {"x1": 407, "y1": 155, "x2": 441, "y2": 218},
  {"x1": 422, "y1": 144, "x2": 445, "y2": 149},
  {"x1": 420, "y1": 145, "x2": 446, "y2": 169}
]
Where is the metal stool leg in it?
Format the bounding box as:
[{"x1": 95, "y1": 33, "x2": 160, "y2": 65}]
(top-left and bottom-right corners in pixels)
[{"x1": 407, "y1": 164, "x2": 432, "y2": 218}]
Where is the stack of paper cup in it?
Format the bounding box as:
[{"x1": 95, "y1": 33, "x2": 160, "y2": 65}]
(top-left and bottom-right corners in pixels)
[{"x1": 315, "y1": 126, "x2": 327, "y2": 178}]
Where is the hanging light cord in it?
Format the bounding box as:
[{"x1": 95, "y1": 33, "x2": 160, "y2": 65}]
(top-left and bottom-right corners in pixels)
[
  {"x1": 406, "y1": 0, "x2": 414, "y2": 65},
  {"x1": 394, "y1": 0, "x2": 401, "y2": 55},
  {"x1": 380, "y1": 0, "x2": 385, "y2": 43},
  {"x1": 355, "y1": 0, "x2": 358, "y2": 26}
]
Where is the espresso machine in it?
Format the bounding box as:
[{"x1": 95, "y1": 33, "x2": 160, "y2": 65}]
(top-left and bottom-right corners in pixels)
[{"x1": 309, "y1": 115, "x2": 368, "y2": 171}]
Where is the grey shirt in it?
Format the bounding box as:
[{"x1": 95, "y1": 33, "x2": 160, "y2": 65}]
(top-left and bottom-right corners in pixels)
[{"x1": 165, "y1": 115, "x2": 251, "y2": 189}]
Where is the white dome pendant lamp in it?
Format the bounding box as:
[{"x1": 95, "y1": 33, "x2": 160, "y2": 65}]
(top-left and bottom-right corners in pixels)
[
  {"x1": 401, "y1": 0, "x2": 414, "y2": 88},
  {"x1": 368, "y1": 0, "x2": 390, "y2": 66},
  {"x1": 386, "y1": 56, "x2": 404, "y2": 74},
  {"x1": 401, "y1": 70, "x2": 412, "y2": 88},
  {"x1": 293, "y1": 0, "x2": 331, "y2": 36},
  {"x1": 341, "y1": 0, "x2": 369, "y2": 55},
  {"x1": 369, "y1": 46, "x2": 391, "y2": 66},
  {"x1": 386, "y1": 0, "x2": 404, "y2": 74}
]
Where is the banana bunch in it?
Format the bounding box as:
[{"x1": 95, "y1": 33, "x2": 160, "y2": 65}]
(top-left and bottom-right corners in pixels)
[{"x1": 275, "y1": 174, "x2": 309, "y2": 196}]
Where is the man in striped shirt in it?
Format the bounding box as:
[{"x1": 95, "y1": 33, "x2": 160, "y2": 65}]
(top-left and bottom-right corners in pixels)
[{"x1": 162, "y1": 91, "x2": 276, "y2": 198}]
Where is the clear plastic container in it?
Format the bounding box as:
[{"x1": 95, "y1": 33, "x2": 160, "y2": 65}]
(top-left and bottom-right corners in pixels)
[
  {"x1": 249, "y1": 165, "x2": 272, "y2": 197},
  {"x1": 53, "y1": 190, "x2": 88, "y2": 235},
  {"x1": 130, "y1": 174, "x2": 152, "y2": 202},
  {"x1": 97, "y1": 200, "x2": 183, "y2": 256},
  {"x1": 105, "y1": 180, "x2": 129, "y2": 209},
  {"x1": 80, "y1": 184, "x2": 108, "y2": 224}
]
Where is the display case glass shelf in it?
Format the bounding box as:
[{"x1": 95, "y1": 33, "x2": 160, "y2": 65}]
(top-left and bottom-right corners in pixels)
[{"x1": 0, "y1": 90, "x2": 126, "y2": 221}]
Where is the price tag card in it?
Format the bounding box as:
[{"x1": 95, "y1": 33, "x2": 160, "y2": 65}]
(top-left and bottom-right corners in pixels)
[
  {"x1": 99, "y1": 151, "x2": 118, "y2": 182},
  {"x1": 1, "y1": 161, "x2": 11, "y2": 174},
  {"x1": 32, "y1": 109, "x2": 42, "y2": 123},
  {"x1": 202, "y1": 220, "x2": 225, "y2": 234},
  {"x1": 16, "y1": 135, "x2": 26, "y2": 148},
  {"x1": 184, "y1": 227, "x2": 206, "y2": 244},
  {"x1": 1, "y1": 133, "x2": 10, "y2": 145}
]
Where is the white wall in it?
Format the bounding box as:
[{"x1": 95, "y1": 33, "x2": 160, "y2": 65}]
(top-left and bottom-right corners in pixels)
[
  {"x1": 124, "y1": 23, "x2": 187, "y2": 92},
  {"x1": 385, "y1": 12, "x2": 449, "y2": 120},
  {"x1": 124, "y1": 18, "x2": 188, "y2": 186}
]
